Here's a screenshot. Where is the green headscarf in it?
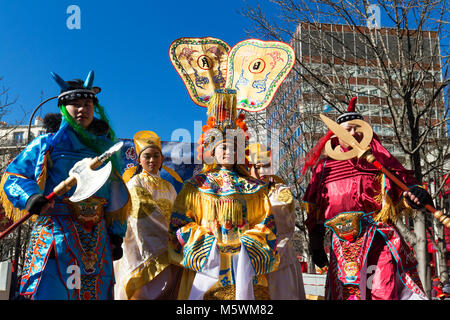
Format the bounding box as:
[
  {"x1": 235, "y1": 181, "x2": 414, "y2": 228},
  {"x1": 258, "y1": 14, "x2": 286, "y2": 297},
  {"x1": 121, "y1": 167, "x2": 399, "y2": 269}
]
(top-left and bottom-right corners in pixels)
[{"x1": 59, "y1": 102, "x2": 122, "y2": 173}]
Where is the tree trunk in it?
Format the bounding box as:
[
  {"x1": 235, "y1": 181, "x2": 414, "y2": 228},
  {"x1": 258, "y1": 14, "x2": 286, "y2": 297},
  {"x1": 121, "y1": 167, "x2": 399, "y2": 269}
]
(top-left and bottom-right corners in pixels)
[
  {"x1": 433, "y1": 217, "x2": 449, "y2": 283},
  {"x1": 413, "y1": 211, "x2": 431, "y2": 298},
  {"x1": 432, "y1": 188, "x2": 449, "y2": 284}
]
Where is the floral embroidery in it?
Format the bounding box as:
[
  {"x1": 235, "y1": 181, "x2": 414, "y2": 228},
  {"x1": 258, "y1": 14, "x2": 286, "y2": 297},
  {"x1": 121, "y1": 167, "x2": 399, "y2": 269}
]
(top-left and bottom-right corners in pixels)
[{"x1": 187, "y1": 170, "x2": 264, "y2": 196}]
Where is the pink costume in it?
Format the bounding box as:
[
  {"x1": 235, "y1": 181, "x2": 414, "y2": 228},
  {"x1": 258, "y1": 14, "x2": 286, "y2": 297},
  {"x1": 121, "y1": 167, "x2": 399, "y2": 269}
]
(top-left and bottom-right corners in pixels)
[{"x1": 303, "y1": 137, "x2": 427, "y2": 300}]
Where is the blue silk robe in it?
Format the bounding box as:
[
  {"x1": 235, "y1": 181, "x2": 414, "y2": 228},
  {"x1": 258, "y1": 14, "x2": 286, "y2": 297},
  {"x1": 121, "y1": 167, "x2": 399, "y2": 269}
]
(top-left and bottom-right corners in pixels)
[{"x1": 1, "y1": 119, "x2": 130, "y2": 300}]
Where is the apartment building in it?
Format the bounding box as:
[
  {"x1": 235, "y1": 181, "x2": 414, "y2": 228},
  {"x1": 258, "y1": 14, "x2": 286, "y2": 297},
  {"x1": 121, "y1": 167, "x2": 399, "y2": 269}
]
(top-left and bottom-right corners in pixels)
[
  {"x1": 0, "y1": 117, "x2": 46, "y2": 171},
  {"x1": 263, "y1": 22, "x2": 446, "y2": 186}
]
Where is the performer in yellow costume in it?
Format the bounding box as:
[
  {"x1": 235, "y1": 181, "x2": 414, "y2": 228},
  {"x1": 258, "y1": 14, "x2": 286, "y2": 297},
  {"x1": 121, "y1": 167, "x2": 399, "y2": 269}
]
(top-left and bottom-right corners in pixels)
[
  {"x1": 169, "y1": 89, "x2": 279, "y2": 300},
  {"x1": 247, "y1": 143, "x2": 306, "y2": 300},
  {"x1": 114, "y1": 131, "x2": 183, "y2": 300},
  {"x1": 168, "y1": 37, "x2": 296, "y2": 300}
]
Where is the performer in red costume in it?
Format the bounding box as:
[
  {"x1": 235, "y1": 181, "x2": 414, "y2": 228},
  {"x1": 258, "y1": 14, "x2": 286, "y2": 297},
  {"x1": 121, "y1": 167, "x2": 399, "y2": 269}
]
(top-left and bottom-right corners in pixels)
[{"x1": 302, "y1": 97, "x2": 432, "y2": 300}]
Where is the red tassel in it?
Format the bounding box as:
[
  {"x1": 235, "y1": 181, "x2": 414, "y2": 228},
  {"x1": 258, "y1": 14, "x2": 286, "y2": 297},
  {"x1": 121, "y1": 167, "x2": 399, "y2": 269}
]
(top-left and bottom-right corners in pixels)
[
  {"x1": 347, "y1": 97, "x2": 357, "y2": 112},
  {"x1": 302, "y1": 130, "x2": 334, "y2": 174}
]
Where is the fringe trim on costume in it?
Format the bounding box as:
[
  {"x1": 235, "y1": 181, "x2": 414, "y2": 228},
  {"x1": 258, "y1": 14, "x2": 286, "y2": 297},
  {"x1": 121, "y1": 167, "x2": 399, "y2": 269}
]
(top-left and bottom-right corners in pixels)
[
  {"x1": 373, "y1": 173, "x2": 414, "y2": 223},
  {"x1": 207, "y1": 91, "x2": 237, "y2": 120},
  {"x1": 104, "y1": 172, "x2": 131, "y2": 226},
  {"x1": 0, "y1": 168, "x2": 48, "y2": 224},
  {"x1": 0, "y1": 173, "x2": 26, "y2": 223},
  {"x1": 0, "y1": 152, "x2": 49, "y2": 224},
  {"x1": 175, "y1": 182, "x2": 267, "y2": 227},
  {"x1": 124, "y1": 250, "x2": 170, "y2": 299}
]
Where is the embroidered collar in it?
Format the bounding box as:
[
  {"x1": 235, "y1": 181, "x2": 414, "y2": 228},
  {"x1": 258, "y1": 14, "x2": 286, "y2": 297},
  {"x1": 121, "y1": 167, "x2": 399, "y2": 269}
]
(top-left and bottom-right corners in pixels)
[
  {"x1": 142, "y1": 169, "x2": 161, "y2": 178},
  {"x1": 187, "y1": 169, "x2": 265, "y2": 196}
]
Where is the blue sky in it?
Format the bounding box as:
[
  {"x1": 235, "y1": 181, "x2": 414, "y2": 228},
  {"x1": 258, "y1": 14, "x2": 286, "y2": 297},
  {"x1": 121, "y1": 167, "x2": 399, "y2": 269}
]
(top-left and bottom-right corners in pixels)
[
  {"x1": 2, "y1": 1, "x2": 447, "y2": 142},
  {"x1": 0, "y1": 0, "x2": 276, "y2": 142}
]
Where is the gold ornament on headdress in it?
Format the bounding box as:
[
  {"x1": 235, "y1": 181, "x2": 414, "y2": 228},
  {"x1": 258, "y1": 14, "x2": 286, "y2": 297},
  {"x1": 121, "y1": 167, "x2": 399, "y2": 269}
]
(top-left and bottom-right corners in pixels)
[
  {"x1": 245, "y1": 143, "x2": 285, "y2": 184},
  {"x1": 133, "y1": 131, "x2": 161, "y2": 156},
  {"x1": 246, "y1": 143, "x2": 271, "y2": 165},
  {"x1": 199, "y1": 88, "x2": 249, "y2": 162},
  {"x1": 207, "y1": 88, "x2": 238, "y2": 131}
]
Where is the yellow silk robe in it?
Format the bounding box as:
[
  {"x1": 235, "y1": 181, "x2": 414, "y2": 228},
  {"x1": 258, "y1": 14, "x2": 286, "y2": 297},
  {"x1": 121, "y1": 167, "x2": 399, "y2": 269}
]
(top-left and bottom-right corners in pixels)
[
  {"x1": 169, "y1": 168, "x2": 279, "y2": 300},
  {"x1": 114, "y1": 170, "x2": 180, "y2": 299}
]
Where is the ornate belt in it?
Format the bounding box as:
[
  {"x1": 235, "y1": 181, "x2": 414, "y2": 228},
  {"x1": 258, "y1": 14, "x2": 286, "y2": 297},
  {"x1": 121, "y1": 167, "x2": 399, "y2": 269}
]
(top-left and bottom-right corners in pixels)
[
  {"x1": 63, "y1": 196, "x2": 107, "y2": 232},
  {"x1": 325, "y1": 211, "x2": 365, "y2": 242}
]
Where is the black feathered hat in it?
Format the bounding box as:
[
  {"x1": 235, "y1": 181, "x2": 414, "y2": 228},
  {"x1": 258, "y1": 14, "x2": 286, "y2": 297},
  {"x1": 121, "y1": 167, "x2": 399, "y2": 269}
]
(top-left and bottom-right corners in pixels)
[{"x1": 336, "y1": 97, "x2": 363, "y2": 124}]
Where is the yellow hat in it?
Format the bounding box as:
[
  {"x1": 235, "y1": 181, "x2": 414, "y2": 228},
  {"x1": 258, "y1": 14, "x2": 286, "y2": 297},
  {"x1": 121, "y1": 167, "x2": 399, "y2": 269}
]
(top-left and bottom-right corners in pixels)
[
  {"x1": 246, "y1": 143, "x2": 271, "y2": 164},
  {"x1": 124, "y1": 130, "x2": 183, "y2": 184},
  {"x1": 134, "y1": 130, "x2": 161, "y2": 156}
]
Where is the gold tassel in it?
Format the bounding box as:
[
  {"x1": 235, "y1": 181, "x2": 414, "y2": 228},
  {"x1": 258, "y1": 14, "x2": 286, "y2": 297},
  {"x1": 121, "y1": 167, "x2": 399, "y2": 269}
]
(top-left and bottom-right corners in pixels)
[
  {"x1": 173, "y1": 181, "x2": 267, "y2": 227},
  {"x1": 207, "y1": 91, "x2": 237, "y2": 123},
  {"x1": 200, "y1": 190, "x2": 266, "y2": 226},
  {"x1": 373, "y1": 173, "x2": 415, "y2": 223}
]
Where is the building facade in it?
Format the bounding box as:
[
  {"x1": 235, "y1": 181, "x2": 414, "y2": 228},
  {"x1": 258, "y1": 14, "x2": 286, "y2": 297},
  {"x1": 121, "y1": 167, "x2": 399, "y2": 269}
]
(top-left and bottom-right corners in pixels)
[
  {"x1": 262, "y1": 22, "x2": 446, "y2": 187},
  {"x1": 0, "y1": 116, "x2": 46, "y2": 172}
]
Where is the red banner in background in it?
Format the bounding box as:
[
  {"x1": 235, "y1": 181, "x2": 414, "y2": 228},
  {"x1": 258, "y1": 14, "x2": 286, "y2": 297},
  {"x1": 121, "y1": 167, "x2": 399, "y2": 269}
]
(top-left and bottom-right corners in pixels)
[{"x1": 427, "y1": 226, "x2": 450, "y2": 253}]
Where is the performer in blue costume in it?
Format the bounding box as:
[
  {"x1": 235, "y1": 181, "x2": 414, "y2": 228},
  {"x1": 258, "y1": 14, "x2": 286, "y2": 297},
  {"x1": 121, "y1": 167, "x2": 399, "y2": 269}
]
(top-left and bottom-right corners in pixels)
[{"x1": 0, "y1": 71, "x2": 130, "y2": 300}]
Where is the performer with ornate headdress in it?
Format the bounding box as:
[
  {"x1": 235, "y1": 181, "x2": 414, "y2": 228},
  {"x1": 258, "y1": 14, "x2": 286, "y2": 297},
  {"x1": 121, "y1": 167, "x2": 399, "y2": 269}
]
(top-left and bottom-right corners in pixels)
[
  {"x1": 0, "y1": 71, "x2": 130, "y2": 300},
  {"x1": 169, "y1": 88, "x2": 279, "y2": 300},
  {"x1": 114, "y1": 130, "x2": 184, "y2": 300},
  {"x1": 246, "y1": 143, "x2": 306, "y2": 300},
  {"x1": 168, "y1": 37, "x2": 295, "y2": 300},
  {"x1": 302, "y1": 97, "x2": 431, "y2": 300}
]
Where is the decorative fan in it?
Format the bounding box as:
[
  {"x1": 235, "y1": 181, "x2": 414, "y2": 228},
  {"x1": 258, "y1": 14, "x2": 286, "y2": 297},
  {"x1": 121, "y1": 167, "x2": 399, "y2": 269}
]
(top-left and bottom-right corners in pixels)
[
  {"x1": 226, "y1": 39, "x2": 295, "y2": 112},
  {"x1": 169, "y1": 37, "x2": 231, "y2": 107},
  {"x1": 170, "y1": 37, "x2": 295, "y2": 113}
]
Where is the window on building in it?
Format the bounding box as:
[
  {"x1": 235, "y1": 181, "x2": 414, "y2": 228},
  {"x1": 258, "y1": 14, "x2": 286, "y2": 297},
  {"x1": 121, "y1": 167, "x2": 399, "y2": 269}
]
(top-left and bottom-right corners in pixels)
[
  {"x1": 372, "y1": 125, "x2": 381, "y2": 134},
  {"x1": 13, "y1": 131, "x2": 24, "y2": 144}
]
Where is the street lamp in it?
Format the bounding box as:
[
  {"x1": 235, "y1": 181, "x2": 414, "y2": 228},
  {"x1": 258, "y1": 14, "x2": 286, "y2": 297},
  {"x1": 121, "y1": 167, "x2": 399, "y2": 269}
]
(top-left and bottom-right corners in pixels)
[{"x1": 27, "y1": 96, "x2": 58, "y2": 143}]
